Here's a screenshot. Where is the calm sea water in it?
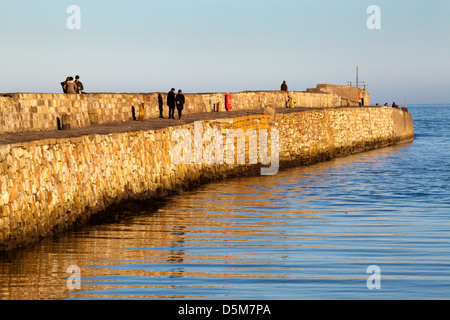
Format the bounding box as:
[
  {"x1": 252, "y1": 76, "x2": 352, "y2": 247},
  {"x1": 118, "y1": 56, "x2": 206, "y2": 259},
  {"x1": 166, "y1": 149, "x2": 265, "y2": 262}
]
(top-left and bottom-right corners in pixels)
[{"x1": 0, "y1": 105, "x2": 449, "y2": 300}]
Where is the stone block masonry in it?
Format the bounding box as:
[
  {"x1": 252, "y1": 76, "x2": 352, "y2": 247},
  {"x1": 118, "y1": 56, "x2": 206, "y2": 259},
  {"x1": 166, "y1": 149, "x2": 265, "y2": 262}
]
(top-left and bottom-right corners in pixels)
[
  {"x1": 0, "y1": 105, "x2": 413, "y2": 250},
  {"x1": 0, "y1": 90, "x2": 340, "y2": 134}
]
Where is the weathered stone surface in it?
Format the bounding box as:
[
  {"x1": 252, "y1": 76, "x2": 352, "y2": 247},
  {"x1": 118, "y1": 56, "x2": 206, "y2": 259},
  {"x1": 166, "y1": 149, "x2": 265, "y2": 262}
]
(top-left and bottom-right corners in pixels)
[{"x1": 0, "y1": 90, "x2": 342, "y2": 134}]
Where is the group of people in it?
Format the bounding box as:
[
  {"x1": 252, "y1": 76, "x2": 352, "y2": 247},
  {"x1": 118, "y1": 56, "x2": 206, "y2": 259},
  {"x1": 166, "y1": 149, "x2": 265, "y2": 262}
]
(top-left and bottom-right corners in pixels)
[
  {"x1": 158, "y1": 88, "x2": 185, "y2": 119},
  {"x1": 60, "y1": 75, "x2": 84, "y2": 94},
  {"x1": 381, "y1": 102, "x2": 399, "y2": 108},
  {"x1": 159, "y1": 81, "x2": 287, "y2": 120},
  {"x1": 377, "y1": 102, "x2": 407, "y2": 112}
]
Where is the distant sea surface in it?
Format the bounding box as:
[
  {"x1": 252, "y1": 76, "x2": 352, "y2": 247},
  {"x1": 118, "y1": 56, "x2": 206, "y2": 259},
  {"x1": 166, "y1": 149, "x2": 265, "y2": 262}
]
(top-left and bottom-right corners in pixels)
[{"x1": 1, "y1": 105, "x2": 449, "y2": 300}]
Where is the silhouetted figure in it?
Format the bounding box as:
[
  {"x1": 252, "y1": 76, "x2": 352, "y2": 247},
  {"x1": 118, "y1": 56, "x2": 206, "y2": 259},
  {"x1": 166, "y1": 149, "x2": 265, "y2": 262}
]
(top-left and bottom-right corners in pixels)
[
  {"x1": 281, "y1": 80, "x2": 288, "y2": 92},
  {"x1": 167, "y1": 88, "x2": 176, "y2": 119},
  {"x1": 158, "y1": 93, "x2": 164, "y2": 118},
  {"x1": 61, "y1": 77, "x2": 70, "y2": 93},
  {"x1": 392, "y1": 102, "x2": 398, "y2": 108},
  {"x1": 176, "y1": 90, "x2": 185, "y2": 119},
  {"x1": 131, "y1": 106, "x2": 137, "y2": 120},
  {"x1": 75, "y1": 75, "x2": 84, "y2": 93}
]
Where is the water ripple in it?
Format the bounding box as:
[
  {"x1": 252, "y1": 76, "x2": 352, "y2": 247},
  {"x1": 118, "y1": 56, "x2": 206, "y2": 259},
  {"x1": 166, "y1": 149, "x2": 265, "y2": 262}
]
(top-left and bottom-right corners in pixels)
[{"x1": 1, "y1": 105, "x2": 449, "y2": 300}]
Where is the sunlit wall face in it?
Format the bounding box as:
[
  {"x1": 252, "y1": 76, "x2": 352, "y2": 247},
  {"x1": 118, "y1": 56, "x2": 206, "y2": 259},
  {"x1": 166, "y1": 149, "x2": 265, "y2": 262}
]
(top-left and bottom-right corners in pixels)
[{"x1": 0, "y1": 0, "x2": 449, "y2": 104}]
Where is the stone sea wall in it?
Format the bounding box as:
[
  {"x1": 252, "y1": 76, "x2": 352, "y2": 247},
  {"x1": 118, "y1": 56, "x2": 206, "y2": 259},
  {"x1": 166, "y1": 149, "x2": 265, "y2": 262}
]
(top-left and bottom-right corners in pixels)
[
  {"x1": 0, "y1": 106, "x2": 413, "y2": 250},
  {"x1": 0, "y1": 90, "x2": 339, "y2": 134},
  {"x1": 0, "y1": 93, "x2": 91, "y2": 133}
]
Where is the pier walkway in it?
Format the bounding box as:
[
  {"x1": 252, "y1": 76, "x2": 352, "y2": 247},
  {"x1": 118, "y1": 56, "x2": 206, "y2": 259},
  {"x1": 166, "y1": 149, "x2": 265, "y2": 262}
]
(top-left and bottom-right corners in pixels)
[{"x1": 0, "y1": 106, "x2": 334, "y2": 146}]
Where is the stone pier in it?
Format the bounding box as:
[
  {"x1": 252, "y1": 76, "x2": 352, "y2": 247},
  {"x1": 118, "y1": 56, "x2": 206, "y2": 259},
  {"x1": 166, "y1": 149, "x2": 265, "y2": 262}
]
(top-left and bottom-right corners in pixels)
[{"x1": 0, "y1": 86, "x2": 414, "y2": 250}]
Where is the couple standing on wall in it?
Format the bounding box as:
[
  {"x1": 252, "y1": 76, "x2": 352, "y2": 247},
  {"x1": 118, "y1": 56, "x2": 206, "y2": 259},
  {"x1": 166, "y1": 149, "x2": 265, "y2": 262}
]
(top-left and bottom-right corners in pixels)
[
  {"x1": 158, "y1": 88, "x2": 185, "y2": 119},
  {"x1": 61, "y1": 75, "x2": 84, "y2": 94}
]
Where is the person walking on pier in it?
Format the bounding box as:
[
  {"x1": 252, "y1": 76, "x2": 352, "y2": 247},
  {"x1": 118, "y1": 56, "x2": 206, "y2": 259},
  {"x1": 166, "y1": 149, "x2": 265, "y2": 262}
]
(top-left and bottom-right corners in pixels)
[
  {"x1": 158, "y1": 93, "x2": 164, "y2": 118},
  {"x1": 167, "y1": 88, "x2": 176, "y2": 119},
  {"x1": 176, "y1": 89, "x2": 185, "y2": 119}
]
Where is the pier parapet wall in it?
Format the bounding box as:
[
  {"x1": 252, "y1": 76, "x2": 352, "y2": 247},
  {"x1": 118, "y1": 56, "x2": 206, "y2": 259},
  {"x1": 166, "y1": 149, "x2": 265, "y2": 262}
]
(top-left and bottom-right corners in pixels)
[
  {"x1": 0, "y1": 105, "x2": 413, "y2": 250},
  {"x1": 0, "y1": 90, "x2": 341, "y2": 134}
]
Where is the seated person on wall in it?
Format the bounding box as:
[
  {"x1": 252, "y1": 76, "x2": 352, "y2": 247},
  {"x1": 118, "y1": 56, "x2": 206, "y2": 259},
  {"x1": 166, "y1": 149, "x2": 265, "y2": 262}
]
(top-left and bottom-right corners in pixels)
[{"x1": 281, "y1": 80, "x2": 288, "y2": 92}]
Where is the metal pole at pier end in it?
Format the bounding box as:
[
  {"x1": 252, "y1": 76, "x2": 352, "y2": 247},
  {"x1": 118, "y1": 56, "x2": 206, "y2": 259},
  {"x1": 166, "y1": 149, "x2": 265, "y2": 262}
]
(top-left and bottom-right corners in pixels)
[{"x1": 356, "y1": 65, "x2": 359, "y2": 89}]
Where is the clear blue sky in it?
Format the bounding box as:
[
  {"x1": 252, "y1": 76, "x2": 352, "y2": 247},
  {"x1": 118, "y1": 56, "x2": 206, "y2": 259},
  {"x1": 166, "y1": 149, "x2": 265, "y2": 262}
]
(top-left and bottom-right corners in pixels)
[{"x1": 0, "y1": 0, "x2": 449, "y2": 104}]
